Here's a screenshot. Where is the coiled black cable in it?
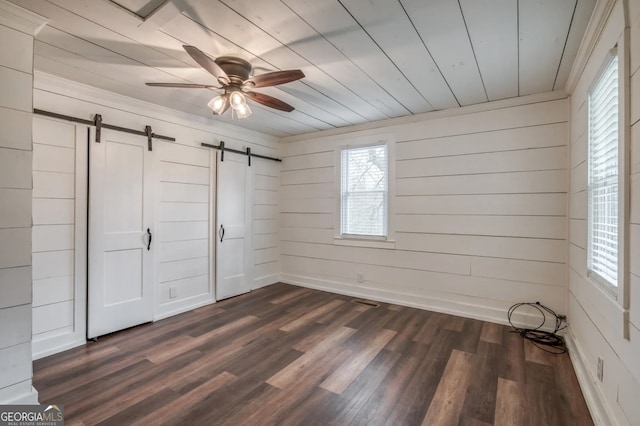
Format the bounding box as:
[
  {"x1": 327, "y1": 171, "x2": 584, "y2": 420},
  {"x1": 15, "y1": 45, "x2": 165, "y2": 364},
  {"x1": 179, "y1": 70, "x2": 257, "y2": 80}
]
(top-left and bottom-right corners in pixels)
[{"x1": 507, "y1": 302, "x2": 568, "y2": 354}]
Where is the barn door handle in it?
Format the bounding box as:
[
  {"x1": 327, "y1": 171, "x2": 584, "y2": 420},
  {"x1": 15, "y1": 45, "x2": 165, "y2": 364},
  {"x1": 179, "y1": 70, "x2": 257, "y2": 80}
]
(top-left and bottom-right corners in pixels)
[
  {"x1": 219, "y1": 224, "x2": 225, "y2": 242},
  {"x1": 147, "y1": 228, "x2": 152, "y2": 251}
]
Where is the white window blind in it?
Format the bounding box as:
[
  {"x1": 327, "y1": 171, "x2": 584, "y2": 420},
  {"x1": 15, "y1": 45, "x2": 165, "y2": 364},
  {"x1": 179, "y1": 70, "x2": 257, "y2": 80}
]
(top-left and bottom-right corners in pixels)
[
  {"x1": 341, "y1": 144, "x2": 388, "y2": 237},
  {"x1": 587, "y1": 55, "x2": 619, "y2": 287}
]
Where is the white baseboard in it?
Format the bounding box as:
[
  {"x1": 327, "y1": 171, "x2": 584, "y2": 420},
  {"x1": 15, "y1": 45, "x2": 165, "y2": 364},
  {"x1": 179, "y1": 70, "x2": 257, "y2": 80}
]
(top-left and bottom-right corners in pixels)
[
  {"x1": 155, "y1": 293, "x2": 215, "y2": 321},
  {"x1": 564, "y1": 327, "x2": 614, "y2": 426},
  {"x1": 32, "y1": 296, "x2": 215, "y2": 359},
  {"x1": 12, "y1": 386, "x2": 39, "y2": 404},
  {"x1": 280, "y1": 273, "x2": 558, "y2": 331},
  {"x1": 253, "y1": 274, "x2": 280, "y2": 290},
  {"x1": 1, "y1": 385, "x2": 39, "y2": 404},
  {"x1": 32, "y1": 336, "x2": 86, "y2": 361}
]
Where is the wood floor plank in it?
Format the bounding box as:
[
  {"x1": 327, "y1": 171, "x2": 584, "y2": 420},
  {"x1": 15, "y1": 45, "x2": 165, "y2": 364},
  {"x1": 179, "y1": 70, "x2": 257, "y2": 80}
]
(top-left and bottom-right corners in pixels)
[
  {"x1": 421, "y1": 349, "x2": 474, "y2": 425},
  {"x1": 555, "y1": 352, "x2": 594, "y2": 425},
  {"x1": 454, "y1": 317, "x2": 483, "y2": 354},
  {"x1": 480, "y1": 321, "x2": 504, "y2": 344},
  {"x1": 459, "y1": 341, "x2": 500, "y2": 424},
  {"x1": 279, "y1": 298, "x2": 345, "y2": 332},
  {"x1": 266, "y1": 325, "x2": 356, "y2": 389},
  {"x1": 222, "y1": 332, "x2": 308, "y2": 381},
  {"x1": 316, "y1": 300, "x2": 369, "y2": 325},
  {"x1": 64, "y1": 350, "x2": 202, "y2": 418},
  {"x1": 346, "y1": 302, "x2": 397, "y2": 331},
  {"x1": 61, "y1": 358, "x2": 158, "y2": 416},
  {"x1": 235, "y1": 348, "x2": 356, "y2": 425},
  {"x1": 141, "y1": 334, "x2": 194, "y2": 361},
  {"x1": 320, "y1": 328, "x2": 397, "y2": 394},
  {"x1": 312, "y1": 348, "x2": 402, "y2": 425},
  {"x1": 130, "y1": 371, "x2": 237, "y2": 426},
  {"x1": 32, "y1": 283, "x2": 593, "y2": 425},
  {"x1": 72, "y1": 351, "x2": 204, "y2": 424},
  {"x1": 34, "y1": 345, "x2": 120, "y2": 382},
  {"x1": 37, "y1": 352, "x2": 148, "y2": 401},
  {"x1": 146, "y1": 315, "x2": 259, "y2": 364},
  {"x1": 523, "y1": 338, "x2": 555, "y2": 365},
  {"x1": 443, "y1": 315, "x2": 466, "y2": 332},
  {"x1": 525, "y1": 361, "x2": 564, "y2": 425},
  {"x1": 494, "y1": 377, "x2": 524, "y2": 426},
  {"x1": 351, "y1": 341, "x2": 431, "y2": 425},
  {"x1": 499, "y1": 326, "x2": 526, "y2": 383},
  {"x1": 215, "y1": 382, "x2": 282, "y2": 426},
  {"x1": 385, "y1": 328, "x2": 460, "y2": 425},
  {"x1": 273, "y1": 387, "x2": 337, "y2": 426},
  {"x1": 413, "y1": 311, "x2": 448, "y2": 344},
  {"x1": 160, "y1": 316, "x2": 308, "y2": 392},
  {"x1": 385, "y1": 308, "x2": 431, "y2": 352},
  {"x1": 96, "y1": 387, "x2": 180, "y2": 426},
  {"x1": 461, "y1": 417, "x2": 494, "y2": 426},
  {"x1": 293, "y1": 311, "x2": 357, "y2": 352},
  {"x1": 269, "y1": 286, "x2": 310, "y2": 304}
]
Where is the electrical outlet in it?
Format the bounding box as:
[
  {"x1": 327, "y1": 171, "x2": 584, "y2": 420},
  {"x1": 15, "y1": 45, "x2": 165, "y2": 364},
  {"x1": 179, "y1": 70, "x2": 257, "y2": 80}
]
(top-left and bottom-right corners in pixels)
[
  {"x1": 597, "y1": 357, "x2": 604, "y2": 382},
  {"x1": 169, "y1": 286, "x2": 178, "y2": 299},
  {"x1": 357, "y1": 272, "x2": 364, "y2": 283}
]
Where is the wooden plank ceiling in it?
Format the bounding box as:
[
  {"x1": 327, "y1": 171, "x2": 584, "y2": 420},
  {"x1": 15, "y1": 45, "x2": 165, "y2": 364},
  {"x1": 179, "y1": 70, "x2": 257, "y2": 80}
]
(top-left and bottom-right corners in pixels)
[{"x1": 10, "y1": 0, "x2": 596, "y2": 137}]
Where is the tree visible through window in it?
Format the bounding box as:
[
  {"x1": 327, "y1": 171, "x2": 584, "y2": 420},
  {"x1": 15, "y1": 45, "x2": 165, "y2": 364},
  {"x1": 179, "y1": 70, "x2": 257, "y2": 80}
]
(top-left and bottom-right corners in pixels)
[
  {"x1": 587, "y1": 54, "x2": 619, "y2": 287},
  {"x1": 341, "y1": 144, "x2": 388, "y2": 237}
]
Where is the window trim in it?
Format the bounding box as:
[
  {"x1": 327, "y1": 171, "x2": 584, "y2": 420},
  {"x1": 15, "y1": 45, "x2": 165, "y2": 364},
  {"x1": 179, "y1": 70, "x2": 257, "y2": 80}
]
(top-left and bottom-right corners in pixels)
[
  {"x1": 586, "y1": 50, "x2": 620, "y2": 295},
  {"x1": 585, "y1": 43, "x2": 629, "y2": 315},
  {"x1": 334, "y1": 134, "x2": 395, "y2": 249}
]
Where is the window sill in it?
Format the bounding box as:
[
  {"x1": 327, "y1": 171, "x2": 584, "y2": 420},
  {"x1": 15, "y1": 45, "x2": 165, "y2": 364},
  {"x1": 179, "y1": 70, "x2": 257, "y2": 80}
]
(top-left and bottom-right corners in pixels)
[
  {"x1": 581, "y1": 273, "x2": 628, "y2": 340},
  {"x1": 333, "y1": 237, "x2": 396, "y2": 249},
  {"x1": 586, "y1": 271, "x2": 618, "y2": 301}
]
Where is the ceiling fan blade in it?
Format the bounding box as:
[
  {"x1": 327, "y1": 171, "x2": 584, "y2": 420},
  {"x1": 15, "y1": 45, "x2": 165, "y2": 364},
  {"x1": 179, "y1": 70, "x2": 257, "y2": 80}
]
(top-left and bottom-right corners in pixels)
[
  {"x1": 244, "y1": 70, "x2": 305, "y2": 88},
  {"x1": 245, "y1": 91, "x2": 295, "y2": 112},
  {"x1": 146, "y1": 82, "x2": 219, "y2": 89},
  {"x1": 183, "y1": 45, "x2": 230, "y2": 86}
]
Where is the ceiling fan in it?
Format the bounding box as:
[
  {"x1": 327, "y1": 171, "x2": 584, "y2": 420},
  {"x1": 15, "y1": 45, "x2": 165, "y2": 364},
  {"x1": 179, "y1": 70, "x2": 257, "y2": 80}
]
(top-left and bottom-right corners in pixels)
[{"x1": 146, "y1": 45, "x2": 305, "y2": 119}]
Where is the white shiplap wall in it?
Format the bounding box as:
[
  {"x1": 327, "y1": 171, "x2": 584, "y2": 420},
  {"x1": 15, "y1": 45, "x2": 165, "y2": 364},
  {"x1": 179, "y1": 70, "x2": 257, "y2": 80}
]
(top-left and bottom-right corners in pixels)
[
  {"x1": 30, "y1": 72, "x2": 280, "y2": 356},
  {"x1": 31, "y1": 116, "x2": 84, "y2": 357},
  {"x1": 157, "y1": 142, "x2": 211, "y2": 317},
  {"x1": 280, "y1": 94, "x2": 568, "y2": 326},
  {"x1": 565, "y1": 1, "x2": 640, "y2": 424},
  {"x1": 254, "y1": 159, "x2": 281, "y2": 288},
  {"x1": 0, "y1": 0, "x2": 45, "y2": 405}
]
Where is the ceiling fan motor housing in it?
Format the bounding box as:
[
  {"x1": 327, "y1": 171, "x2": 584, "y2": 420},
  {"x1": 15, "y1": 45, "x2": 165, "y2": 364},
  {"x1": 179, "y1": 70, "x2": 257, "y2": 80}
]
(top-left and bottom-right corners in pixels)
[
  {"x1": 215, "y1": 56, "x2": 252, "y2": 86},
  {"x1": 146, "y1": 45, "x2": 303, "y2": 114}
]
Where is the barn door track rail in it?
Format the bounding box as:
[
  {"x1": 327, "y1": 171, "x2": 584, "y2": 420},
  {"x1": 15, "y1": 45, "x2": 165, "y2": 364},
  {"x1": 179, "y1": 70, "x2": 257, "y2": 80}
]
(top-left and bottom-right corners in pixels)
[
  {"x1": 201, "y1": 141, "x2": 281, "y2": 166},
  {"x1": 34, "y1": 109, "x2": 175, "y2": 151}
]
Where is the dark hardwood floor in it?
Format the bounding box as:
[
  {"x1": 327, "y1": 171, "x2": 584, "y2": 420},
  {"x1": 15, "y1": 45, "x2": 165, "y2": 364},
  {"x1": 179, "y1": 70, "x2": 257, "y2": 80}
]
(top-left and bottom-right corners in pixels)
[{"x1": 34, "y1": 283, "x2": 593, "y2": 425}]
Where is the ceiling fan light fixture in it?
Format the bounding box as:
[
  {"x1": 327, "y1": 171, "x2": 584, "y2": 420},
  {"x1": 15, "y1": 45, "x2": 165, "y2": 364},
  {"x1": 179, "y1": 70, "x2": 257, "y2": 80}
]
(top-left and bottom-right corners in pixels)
[
  {"x1": 229, "y1": 90, "x2": 247, "y2": 109},
  {"x1": 207, "y1": 94, "x2": 228, "y2": 115},
  {"x1": 234, "y1": 102, "x2": 252, "y2": 119}
]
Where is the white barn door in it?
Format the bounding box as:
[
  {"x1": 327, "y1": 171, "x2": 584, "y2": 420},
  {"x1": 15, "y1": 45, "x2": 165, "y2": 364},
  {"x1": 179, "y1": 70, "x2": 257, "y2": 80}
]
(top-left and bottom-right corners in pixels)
[
  {"x1": 88, "y1": 129, "x2": 156, "y2": 339},
  {"x1": 216, "y1": 152, "x2": 252, "y2": 300}
]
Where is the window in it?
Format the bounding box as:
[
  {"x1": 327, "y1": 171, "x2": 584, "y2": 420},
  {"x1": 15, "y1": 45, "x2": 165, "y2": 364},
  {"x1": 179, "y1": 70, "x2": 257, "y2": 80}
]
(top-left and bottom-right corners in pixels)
[
  {"x1": 340, "y1": 144, "x2": 388, "y2": 237},
  {"x1": 587, "y1": 54, "x2": 619, "y2": 288}
]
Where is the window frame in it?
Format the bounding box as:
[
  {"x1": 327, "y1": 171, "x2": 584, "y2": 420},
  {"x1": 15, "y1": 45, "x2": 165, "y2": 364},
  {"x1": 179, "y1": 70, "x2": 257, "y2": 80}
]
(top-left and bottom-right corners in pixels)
[
  {"x1": 585, "y1": 45, "x2": 629, "y2": 310},
  {"x1": 334, "y1": 134, "x2": 395, "y2": 249},
  {"x1": 586, "y1": 51, "x2": 620, "y2": 293}
]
